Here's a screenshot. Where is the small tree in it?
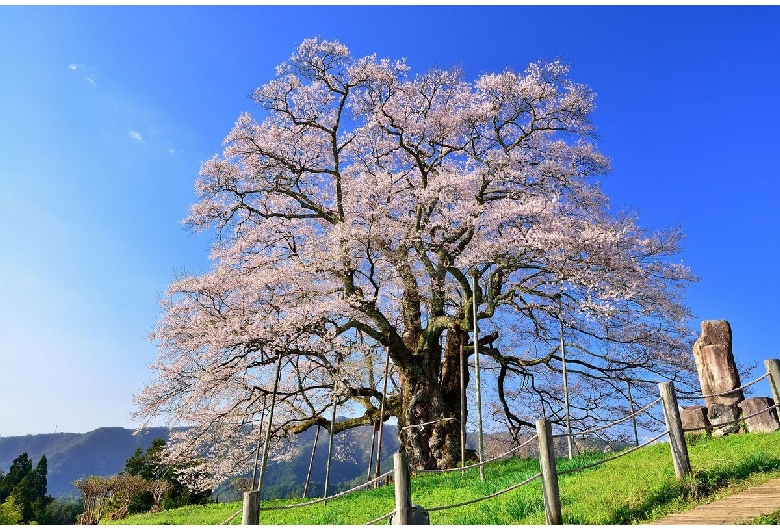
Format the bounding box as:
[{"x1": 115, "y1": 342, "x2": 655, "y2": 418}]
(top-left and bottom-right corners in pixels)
[
  {"x1": 73, "y1": 475, "x2": 113, "y2": 525},
  {"x1": 148, "y1": 480, "x2": 169, "y2": 513},
  {"x1": 0, "y1": 495, "x2": 23, "y2": 525}
]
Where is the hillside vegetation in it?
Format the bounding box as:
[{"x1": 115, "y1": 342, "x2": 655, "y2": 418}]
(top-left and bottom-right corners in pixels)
[{"x1": 108, "y1": 430, "x2": 780, "y2": 525}]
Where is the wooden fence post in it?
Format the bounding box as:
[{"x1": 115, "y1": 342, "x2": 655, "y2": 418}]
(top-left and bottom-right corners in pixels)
[
  {"x1": 393, "y1": 451, "x2": 411, "y2": 525},
  {"x1": 764, "y1": 359, "x2": 780, "y2": 406},
  {"x1": 242, "y1": 490, "x2": 259, "y2": 525},
  {"x1": 659, "y1": 382, "x2": 692, "y2": 479},
  {"x1": 536, "y1": 418, "x2": 562, "y2": 525}
]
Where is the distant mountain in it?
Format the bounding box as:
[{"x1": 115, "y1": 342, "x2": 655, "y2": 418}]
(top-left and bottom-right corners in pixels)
[
  {"x1": 0, "y1": 424, "x2": 401, "y2": 501},
  {"x1": 0, "y1": 427, "x2": 175, "y2": 498}
]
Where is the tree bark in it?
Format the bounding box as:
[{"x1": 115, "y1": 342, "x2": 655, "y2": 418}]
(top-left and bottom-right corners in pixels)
[{"x1": 396, "y1": 330, "x2": 465, "y2": 470}]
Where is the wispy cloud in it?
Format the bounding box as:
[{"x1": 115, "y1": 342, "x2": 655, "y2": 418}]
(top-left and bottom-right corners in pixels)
[
  {"x1": 69, "y1": 62, "x2": 97, "y2": 86},
  {"x1": 129, "y1": 131, "x2": 144, "y2": 142}
]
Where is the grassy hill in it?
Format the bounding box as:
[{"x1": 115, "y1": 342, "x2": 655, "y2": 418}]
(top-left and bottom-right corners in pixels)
[{"x1": 108, "y1": 430, "x2": 780, "y2": 525}]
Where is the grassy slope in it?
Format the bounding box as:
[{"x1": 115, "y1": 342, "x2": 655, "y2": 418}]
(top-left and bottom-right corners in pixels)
[{"x1": 107, "y1": 430, "x2": 780, "y2": 525}]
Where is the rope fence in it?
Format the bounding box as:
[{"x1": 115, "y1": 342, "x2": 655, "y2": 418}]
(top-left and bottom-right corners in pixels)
[
  {"x1": 677, "y1": 373, "x2": 769, "y2": 400},
  {"x1": 425, "y1": 471, "x2": 543, "y2": 512},
  {"x1": 552, "y1": 396, "x2": 663, "y2": 439},
  {"x1": 682, "y1": 402, "x2": 780, "y2": 433},
  {"x1": 415, "y1": 433, "x2": 539, "y2": 475},
  {"x1": 232, "y1": 359, "x2": 780, "y2": 525},
  {"x1": 259, "y1": 469, "x2": 395, "y2": 512},
  {"x1": 557, "y1": 430, "x2": 670, "y2": 476},
  {"x1": 364, "y1": 510, "x2": 395, "y2": 525}
]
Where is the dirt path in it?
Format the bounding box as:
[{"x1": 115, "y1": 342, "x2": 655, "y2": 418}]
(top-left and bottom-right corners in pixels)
[{"x1": 646, "y1": 477, "x2": 780, "y2": 525}]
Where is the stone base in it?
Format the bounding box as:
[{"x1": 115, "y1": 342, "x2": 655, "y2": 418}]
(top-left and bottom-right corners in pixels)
[
  {"x1": 680, "y1": 406, "x2": 711, "y2": 434},
  {"x1": 738, "y1": 397, "x2": 780, "y2": 433},
  {"x1": 708, "y1": 403, "x2": 741, "y2": 436}
]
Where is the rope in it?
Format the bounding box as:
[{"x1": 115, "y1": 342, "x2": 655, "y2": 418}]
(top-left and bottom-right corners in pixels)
[
  {"x1": 677, "y1": 373, "x2": 769, "y2": 400},
  {"x1": 557, "y1": 430, "x2": 670, "y2": 476},
  {"x1": 220, "y1": 508, "x2": 242, "y2": 525},
  {"x1": 552, "y1": 396, "x2": 664, "y2": 439},
  {"x1": 415, "y1": 434, "x2": 539, "y2": 474},
  {"x1": 400, "y1": 417, "x2": 457, "y2": 431},
  {"x1": 259, "y1": 470, "x2": 395, "y2": 511},
  {"x1": 682, "y1": 402, "x2": 780, "y2": 433},
  {"x1": 365, "y1": 510, "x2": 395, "y2": 525},
  {"x1": 425, "y1": 472, "x2": 542, "y2": 512}
]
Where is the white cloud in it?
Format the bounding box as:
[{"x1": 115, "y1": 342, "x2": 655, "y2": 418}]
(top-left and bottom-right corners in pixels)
[
  {"x1": 129, "y1": 131, "x2": 144, "y2": 142},
  {"x1": 69, "y1": 63, "x2": 78, "y2": 71}
]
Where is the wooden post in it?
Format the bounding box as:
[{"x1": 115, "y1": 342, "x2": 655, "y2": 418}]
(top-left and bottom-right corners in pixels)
[
  {"x1": 393, "y1": 451, "x2": 411, "y2": 525},
  {"x1": 374, "y1": 347, "x2": 391, "y2": 487},
  {"x1": 302, "y1": 424, "x2": 320, "y2": 498},
  {"x1": 536, "y1": 418, "x2": 562, "y2": 525},
  {"x1": 366, "y1": 421, "x2": 378, "y2": 487},
  {"x1": 764, "y1": 359, "x2": 780, "y2": 407},
  {"x1": 242, "y1": 490, "x2": 259, "y2": 525},
  {"x1": 472, "y1": 273, "x2": 486, "y2": 481},
  {"x1": 459, "y1": 328, "x2": 467, "y2": 475},
  {"x1": 627, "y1": 380, "x2": 640, "y2": 447},
  {"x1": 659, "y1": 382, "x2": 692, "y2": 479}
]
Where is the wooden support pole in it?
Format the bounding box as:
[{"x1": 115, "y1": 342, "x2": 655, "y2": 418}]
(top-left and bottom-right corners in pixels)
[
  {"x1": 393, "y1": 451, "x2": 411, "y2": 525},
  {"x1": 375, "y1": 347, "x2": 391, "y2": 487},
  {"x1": 536, "y1": 418, "x2": 562, "y2": 525},
  {"x1": 302, "y1": 425, "x2": 320, "y2": 498},
  {"x1": 764, "y1": 359, "x2": 780, "y2": 407},
  {"x1": 242, "y1": 490, "x2": 259, "y2": 525},
  {"x1": 627, "y1": 380, "x2": 640, "y2": 447},
  {"x1": 472, "y1": 273, "x2": 486, "y2": 481},
  {"x1": 659, "y1": 382, "x2": 692, "y2": 479},
  {"x1": 459, "y1": 328, "x2": 467, "y2": 475}
]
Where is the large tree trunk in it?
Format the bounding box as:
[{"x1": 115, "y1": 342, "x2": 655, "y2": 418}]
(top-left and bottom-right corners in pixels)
[{"x1": 396, "y1": 330, "x2": 467, "y2": 470}]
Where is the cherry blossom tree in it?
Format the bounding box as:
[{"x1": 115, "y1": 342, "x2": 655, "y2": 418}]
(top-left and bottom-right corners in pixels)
[{"x1": 133, "y1": 38, "x2": 697, "y2": 480}]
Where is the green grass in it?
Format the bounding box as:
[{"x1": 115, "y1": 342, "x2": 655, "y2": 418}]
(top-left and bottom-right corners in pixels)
[{"x1": 106, "y1": 430, "x2": 780, "y2": 525}]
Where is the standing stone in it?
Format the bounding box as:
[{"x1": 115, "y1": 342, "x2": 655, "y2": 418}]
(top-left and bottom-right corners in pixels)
[
  {"x1": 692, "y1": 320, "x2": 744, "y2": 409},
  {"x1": 738, "y1": 397, "x2": 780, "y2": 433}
]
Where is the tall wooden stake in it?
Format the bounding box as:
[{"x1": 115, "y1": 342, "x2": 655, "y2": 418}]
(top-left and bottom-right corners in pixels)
[
  {"x1": 323, "y1": 367, "x2": 339, "y2": 500},
  {"x1": 627, "y1": 380, "x2": 639, "y2": 447},
  {"x1": 374, "y1": 346, "x2": 391, "y2": 486},
  {"x1": 459, "y1": 328, "x2": 467, "y2": 475},
  {"x1": 302, "y1": 424, "x2": 320, "y2": 498},
  {"x1": 472, "y1": 273, "x2": 485, "y2": 481},
  {"x1": 366, "y1": 421, "x2": 377, "y2": 486},
  {"x1": 558, "y1": 295, "x2": 573, "y2": 460},
  {"x1": 250, "y1": 397, "x2": 266, "y2": 490},
  {"x1": 253, "y1": 352, "x2": 284, "y2": 523}
]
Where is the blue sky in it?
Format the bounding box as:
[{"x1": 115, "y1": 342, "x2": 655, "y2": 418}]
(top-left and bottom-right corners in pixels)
[{"x1": 1, "y1": 6, "x2": 779, "y2": 437}]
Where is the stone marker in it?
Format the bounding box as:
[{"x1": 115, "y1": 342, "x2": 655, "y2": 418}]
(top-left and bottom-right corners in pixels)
[
  {"x1": 692, "y1": 321, "x2": 744, "y2": 427},
  {"x1": 738, "y1": 397, "x2": 780, "y2": 433}
]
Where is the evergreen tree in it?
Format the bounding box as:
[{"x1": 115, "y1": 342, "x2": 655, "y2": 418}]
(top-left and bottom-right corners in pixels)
[
  {"x1": 31, "y1": 455, "x2": 53, "y2": 523},
  {"x1": 0, "y1": 453, "x2": 32, "y2": 504},
  {"x1": 123, "y1": 438, "x2": 211, "y2": 512},
  {"x1": 0, "y1": 453, "x2": 53, "y2": 523}
]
